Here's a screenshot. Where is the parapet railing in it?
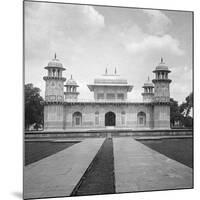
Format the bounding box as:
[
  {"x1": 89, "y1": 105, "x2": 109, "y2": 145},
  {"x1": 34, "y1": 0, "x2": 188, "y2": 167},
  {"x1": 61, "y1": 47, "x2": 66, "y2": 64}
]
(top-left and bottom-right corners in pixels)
[{"x1": 64, "y1": 99, "x2": 141, "y2": 103}]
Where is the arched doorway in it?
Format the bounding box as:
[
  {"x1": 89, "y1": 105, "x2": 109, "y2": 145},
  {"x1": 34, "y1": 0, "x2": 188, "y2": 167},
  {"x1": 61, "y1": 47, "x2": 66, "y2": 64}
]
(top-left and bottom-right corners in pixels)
[
  {"x1": 72, "y1": 112, "x2": 82, "y2": 126},
  {"x1": 137, "y1": 111, "x2": 146, "y2": 126},
  {"x1": 105, "y1": 112, "x2": 116, "y2": 126}
]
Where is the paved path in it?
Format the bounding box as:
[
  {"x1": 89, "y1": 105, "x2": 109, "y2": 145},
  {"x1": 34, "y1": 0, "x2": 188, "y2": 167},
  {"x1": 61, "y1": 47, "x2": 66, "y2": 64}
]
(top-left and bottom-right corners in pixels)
[
  {"x1": 24, "y1": 138, "x2": 105, "y2": 199},
  {"x1": 113, "y1": 138, "x2": 193, "y2": 193}
]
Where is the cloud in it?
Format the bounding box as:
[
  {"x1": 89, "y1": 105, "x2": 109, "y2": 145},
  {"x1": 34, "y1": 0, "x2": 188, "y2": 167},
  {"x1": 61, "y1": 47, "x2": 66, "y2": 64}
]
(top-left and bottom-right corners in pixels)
[
  {"x1": 126, "y1": 34, "x2": 184, "y2": 56},
  {"x1": 81, "y1": 6, "x2": 105, "y2": 31},
  {"x1": 143, "y1": 10, "x2": 171, "y2": 35},
  {"x1": 109, "y1": 15, "x2": 183, "y2": 57},
  {"x1": 24, "y1": 3, "x2": 191, "y2": 104},
  {"x1": 25, "y1": 2, "x2": 105, "y2": 60},
  {"x1": 170, "y1": 65, "x2": 192, "y2": 103},
  {"x1": 25, "y1": 2, "x2": 105, "y2": 33}
]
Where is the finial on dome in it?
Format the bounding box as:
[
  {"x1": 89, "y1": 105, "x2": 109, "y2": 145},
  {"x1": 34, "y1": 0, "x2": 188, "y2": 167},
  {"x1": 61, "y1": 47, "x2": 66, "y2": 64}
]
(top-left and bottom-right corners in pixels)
[
  {"x1": 160, "y1": 57, "x2": 164, "y2": 64},
  {"x1": 54, "y1": 53, "x2": 57, "y2": 60},
  {"x1": 71, "y1": 74, "x2": 73, "y2": 79},
  {"x1": 105, "y1": 68, "x2": 108, "y2": 75},
  {"x1": 115, "y1": 67, "x2": 117, "y2": 75}
]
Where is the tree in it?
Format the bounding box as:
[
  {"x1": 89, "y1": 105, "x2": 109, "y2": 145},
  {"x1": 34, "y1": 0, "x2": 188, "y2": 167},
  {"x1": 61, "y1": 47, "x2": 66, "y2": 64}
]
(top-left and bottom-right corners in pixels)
[
  {"x1": 170, "y1": 92, "x2": 193, "y2": 129},
  {"x1": 170, "y1": 98, "x2": 183, "y2": 127},
  {"x1": 25, "y1": 83, "x2": 44, "y2": 130},
  {"x1": 179, "y1": 92, "x2": 193, "y2": 128},
  {"x1": 182, "y1": 116, "x2": 193, "y2": 128},
  {"x1": 179, "y1": 92, "x2": 193, "y2": 117}
]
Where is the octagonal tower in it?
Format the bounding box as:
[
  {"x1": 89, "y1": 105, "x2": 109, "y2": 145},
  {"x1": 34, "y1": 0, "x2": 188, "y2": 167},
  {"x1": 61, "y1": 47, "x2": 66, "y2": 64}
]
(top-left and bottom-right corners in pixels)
[
  {"x1": 152, "y1": 58, "x2": 171, "y2": 102},
  {"x1": 64, "y1": 75, "x2": 79, "y2": 101},
  {"x1": 43, "y1": 54, "x2": 66, "y2": 130},
  {"x1": 142, "y1": 76, "x2": 154, "y2": 102},
  {"x1": 152, "y1": 58, "x2": 172, "y2": 129},
  {"x1": 43, "y1": 54, "x2": 66, "y2": 102}
]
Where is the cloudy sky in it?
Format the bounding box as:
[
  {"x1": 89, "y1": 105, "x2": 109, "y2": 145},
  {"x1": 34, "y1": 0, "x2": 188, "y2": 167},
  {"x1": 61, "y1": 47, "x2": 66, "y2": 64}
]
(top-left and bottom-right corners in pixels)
[{"x1": 25, "y1": 1, "x2": 193, "y2": 103}]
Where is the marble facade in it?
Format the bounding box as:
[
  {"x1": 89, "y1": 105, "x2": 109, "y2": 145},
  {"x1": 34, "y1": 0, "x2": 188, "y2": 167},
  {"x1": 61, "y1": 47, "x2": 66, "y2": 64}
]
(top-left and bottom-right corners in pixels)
[{"x1": 43, "y1": 55, "x2": 171, "y2": 130}]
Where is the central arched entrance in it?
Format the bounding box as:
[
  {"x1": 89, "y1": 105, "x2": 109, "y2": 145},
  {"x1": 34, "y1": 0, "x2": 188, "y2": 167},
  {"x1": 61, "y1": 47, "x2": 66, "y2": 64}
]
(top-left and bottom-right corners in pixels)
[{"x1": 105, "y1": 111, "x2": 116, "y2": 126}]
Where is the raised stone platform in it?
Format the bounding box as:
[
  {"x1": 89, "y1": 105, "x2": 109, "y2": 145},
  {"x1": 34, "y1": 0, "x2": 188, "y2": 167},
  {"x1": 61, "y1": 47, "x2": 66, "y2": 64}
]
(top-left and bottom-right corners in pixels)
[
  {"x1": 24, "y1": 138, "x2": 105, "y2": 199},
  {"x1": 25, "y1": 128, "x2": 193, "y2": 140},
  {"x1": 113, "y1": 138, "x2": 193, "y2": 193}
]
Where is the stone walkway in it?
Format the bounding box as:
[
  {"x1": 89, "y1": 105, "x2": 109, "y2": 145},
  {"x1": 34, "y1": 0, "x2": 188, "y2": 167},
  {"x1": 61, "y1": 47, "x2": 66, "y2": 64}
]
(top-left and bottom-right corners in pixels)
[
  {"x1": 24, "y1": 137, "x2": 193, "y2": 199},
  {"x1": 24, "y1": 138, "x2": 105, "y2": 199},
  {"x1": 113, "y1": 138, "x2": 193, "y2": 193}
]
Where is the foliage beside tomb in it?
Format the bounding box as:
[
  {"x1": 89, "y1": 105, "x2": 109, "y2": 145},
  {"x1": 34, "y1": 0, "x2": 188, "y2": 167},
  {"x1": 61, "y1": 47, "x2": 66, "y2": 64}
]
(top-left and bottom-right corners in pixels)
[
  {"x1": 170, "y1": 92, "x2": 193, "y2": 128},
  {"x1": 25, "y1": 83, "x2": 44, "y2": 130}
]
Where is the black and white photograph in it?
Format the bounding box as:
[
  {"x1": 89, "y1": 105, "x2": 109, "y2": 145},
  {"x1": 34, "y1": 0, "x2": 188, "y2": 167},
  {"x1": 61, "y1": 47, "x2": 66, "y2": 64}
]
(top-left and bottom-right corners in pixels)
[{"x1": 24, "y1": 0, "x2": 193, "y2": 199}]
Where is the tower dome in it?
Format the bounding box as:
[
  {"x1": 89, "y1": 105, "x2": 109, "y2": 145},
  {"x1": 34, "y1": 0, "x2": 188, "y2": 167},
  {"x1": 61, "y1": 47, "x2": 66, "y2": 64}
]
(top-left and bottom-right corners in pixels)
[
  {"x1": 45, "y1": 53, "x2": 66, "y2": 70},
  {"x1": 66, "y1": 75, "x2": 78, "y2": 86},
  {"x1": 153, "y1": 57, "x2": 171, "y2": 73},
  {"x1": 143, "y1": 77, "x2": 154, "y2": 88},
  {"x1": 93, "y1": 67, "x2": 128, "y2": 85},
  {"x1": 152, "y1": 57, "x2": 172, "y2": 81},
  {"x1": 47, "y1": 59, "x2": 63, "y2": 68}
]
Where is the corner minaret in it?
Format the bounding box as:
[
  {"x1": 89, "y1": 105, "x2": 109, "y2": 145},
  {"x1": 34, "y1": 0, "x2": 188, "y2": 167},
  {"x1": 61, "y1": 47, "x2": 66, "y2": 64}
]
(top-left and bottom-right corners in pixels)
[
  {"x1": 152, "y1": 58, "x2": 172, "y2": 129},
  {"x1": 152, "y1": 57, "x2": 171, "y2": 102},
  {"x1": 64, "y1": 75, "x2": 79, "y2": 101},
  {"x1": 142, "y1": 76, "x2": 154, "y2": 102},
  {"x1": 43, "y1": 54, "x2": 66, "y2": 130},
  {"x1": 43, "y1": 54, "x2": 66, "y2": 102}
]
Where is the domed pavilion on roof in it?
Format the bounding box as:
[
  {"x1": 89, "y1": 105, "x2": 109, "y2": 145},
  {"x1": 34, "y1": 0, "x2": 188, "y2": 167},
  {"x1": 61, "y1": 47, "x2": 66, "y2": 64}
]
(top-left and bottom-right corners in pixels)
[
  {"x1": 88, "y1": 68, "x2": 133, "y2": 101},
  {"x1": 43, "y1": 55, "x2": 172, "y2": 131}
]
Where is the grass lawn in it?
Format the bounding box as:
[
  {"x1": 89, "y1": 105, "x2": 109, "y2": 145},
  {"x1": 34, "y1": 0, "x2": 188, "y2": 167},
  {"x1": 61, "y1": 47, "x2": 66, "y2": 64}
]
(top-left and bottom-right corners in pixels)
[
  {"x1": 139, "y1": 138, "x2": 193, "y2": 168},
  {"x1": 25, "y1": 141, "x2": 79, "y2": 166}
]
